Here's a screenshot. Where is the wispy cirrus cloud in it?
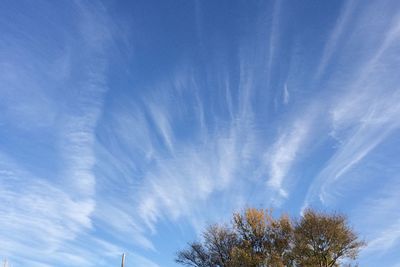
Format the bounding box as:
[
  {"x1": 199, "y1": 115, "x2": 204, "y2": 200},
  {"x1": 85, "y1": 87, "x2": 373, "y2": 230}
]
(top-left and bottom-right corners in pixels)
[
  {"x1": 298, "y1": 7, "x2": 400, "y2": 261},
  {"x1": 0, "y1": 153, "x2": 94, "y2": 266},
  {"x1": 91, "y1": 51, "x2": 264, "y2": 239},
  {"x1": 2, "y1": 1, "x2": 400, "y2": 266},
  {"x1": 265, "y1": 0, "x2": 282, "y2": 87},
  {"x1": 313, "y1": 0, "x2": 356, "y2": 81},
  {"x1": 302, "y1": 15, "x2": 400, "y2": 210},
  {"x1": 266, "y1": 117, "x2": 311, "y2": 198},
  {"x1": 0, "y1": 2, "x2": 148, "y2": 266},
  {"x1": 147, "y1": 102, "x2": 175, "y2": 153},
  {"x1": 352, "y1": 168, "x2": 400, "y2": 257},
  {"x1": 282, "y1": 83, "x2": 289, "y2": 105},
  {"x1": 134, "y1": 77, "x2": 259, "y2": 234},
  {"x1": 364, "y1": 218, "x2": 400, "y2": 254}
]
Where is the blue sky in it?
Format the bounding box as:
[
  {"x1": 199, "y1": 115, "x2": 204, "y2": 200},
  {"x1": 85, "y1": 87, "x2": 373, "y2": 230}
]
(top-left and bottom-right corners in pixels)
[{"x1": 1, "y1": 0, "x2": 400, "y2": 266}]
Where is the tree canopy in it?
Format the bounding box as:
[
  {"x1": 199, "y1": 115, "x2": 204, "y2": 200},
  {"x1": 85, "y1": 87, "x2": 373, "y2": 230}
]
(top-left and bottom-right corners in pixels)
[{"x1": 176, "y1": 208, "x2": 365, "y2": 267}]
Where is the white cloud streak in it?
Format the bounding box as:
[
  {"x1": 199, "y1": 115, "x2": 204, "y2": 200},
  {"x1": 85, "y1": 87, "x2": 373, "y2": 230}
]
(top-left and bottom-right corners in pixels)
[
  {"x1": 283, "y1": 83, "x2": 289, "y2": 105},
  {"x1": 265, "y1": 0, "x2": 282, "y2": 87},
  {"x1": 124, "y1": 61, "x2": 261, "y2": 235},
  {"x1": 0, "y1": 2, "x2": 127, "y2": 266},
  {"x1": 302, "y1": 8, "x2": 400, "y2": 211},
  {"x1": 314, "y1": 0, "x2": 356, "y2": 81},
  {"x1": 2, "y1": 1, "x2": 400, "y2": 265},
  {"x1": 266, "y1": 117, "x2": 311, "y2": 198},
  {"x1": 0, "y1": 153, "x2": 94, "y2": 266},
  {"x1": 364, "y1": 219, "x2": 400, "y2": 254},
  {"x1": 148, "y1": 102, "x2": 175, "y2": 153}
]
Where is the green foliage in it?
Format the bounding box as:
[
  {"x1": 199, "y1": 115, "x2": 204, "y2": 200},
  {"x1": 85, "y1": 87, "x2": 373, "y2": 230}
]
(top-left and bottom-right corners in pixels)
[{"x1": 176, "y1": 208, "x2": 365, "y2": 267}]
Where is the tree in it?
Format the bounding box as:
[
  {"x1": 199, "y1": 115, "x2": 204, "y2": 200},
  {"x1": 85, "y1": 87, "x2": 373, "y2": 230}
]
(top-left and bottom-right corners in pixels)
[
  {"x1": 292, "y1": 209, "x2": 365, "y2": 267},
  {"x1": 231, "y1": 208, "x2": 293, "y2": 267},
  {"x1": 176, "y1": 225, "x2": 238, "y2": 267},
  {"x1": 176, "y1": 208, "x2": 364, "y2": 267}
]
